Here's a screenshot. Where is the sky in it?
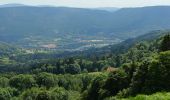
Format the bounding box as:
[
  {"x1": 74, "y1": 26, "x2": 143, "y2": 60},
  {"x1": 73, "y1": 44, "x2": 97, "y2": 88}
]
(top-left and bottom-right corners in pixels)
[{"x1": 0, "y1": 0, "x2": 170, "y2": 8}]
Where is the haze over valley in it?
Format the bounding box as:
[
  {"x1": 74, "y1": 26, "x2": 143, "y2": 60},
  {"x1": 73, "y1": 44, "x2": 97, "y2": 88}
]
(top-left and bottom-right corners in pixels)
[{"x1": 0, "y1": 4, "x2": 170, "y2": 52}]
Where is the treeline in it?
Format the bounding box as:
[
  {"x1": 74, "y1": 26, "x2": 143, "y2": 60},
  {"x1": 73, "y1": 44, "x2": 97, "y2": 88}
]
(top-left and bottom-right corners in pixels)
[
  {"x1": 0, "y1": 34, "x2": 162, "y2": 74},
  {"x1": 0, "y1": 72, "x2": 102, "y2": 100},
  {"x1": 0, "y1": 31, "x2": 167, "y2": 74}
]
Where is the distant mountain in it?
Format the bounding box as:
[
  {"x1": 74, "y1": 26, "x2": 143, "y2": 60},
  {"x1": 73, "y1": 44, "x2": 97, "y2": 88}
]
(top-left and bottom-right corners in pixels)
[
  {"x1": 0, "y1": 3, "x2": 28, "y2": 7},
  {"x1": 0, "y1": 6, "x2": 169, "y2": 37},
  {"x1": 0, "y1": 5, "x2": 170, "y2": 50},
  {"x1": 93, "y1": 7, "x2": 119, "y2": 12}
]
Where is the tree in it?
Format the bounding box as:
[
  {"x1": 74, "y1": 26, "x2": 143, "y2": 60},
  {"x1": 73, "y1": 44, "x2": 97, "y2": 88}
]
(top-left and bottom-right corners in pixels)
[
  {"x1": 21, "y1": 88, "x2": 40, "y2": 100},
  {"x1": 129, "y1": 51, "x2": 170, "y2": 95},
  {"x1": 115, "y1": 55, "x2": 121, "y2": 67},
  {"x1": 65, "y1": 64, "x2": 81, "y2": 74},
  {"x1": 129, "y1": 61, "x2": 149, "y2": 95},
  {"x1": 160, "y1": 34, "x2": 170, "y2": 51},
  {"x1": 51, "y1": 87, "x2": 69, "y2": 100},
  {"x1": 0, "y1": 77, "x2": 9, "y2": 88},
  {"x1": 9, "y1": 74, "x2": 36, "y2": 90},
  {"x1": 99, "y1": 70, "x2": 129, "y2": 99},
  {"x1": 83, "y1": 74, "x2": 107, "y2": 100},
  {"x1": 159, "y1": 51, "x2": 170, "y2": 68},
  {"x1": 0, "y1": 88, "x2": 11, "y2": 100},
  {"x1": 35, "y1": 72, "x2": 57, "y2": 88},
  {"x1": 36, "y1": 91, "x2": 51, "y2": 100}
]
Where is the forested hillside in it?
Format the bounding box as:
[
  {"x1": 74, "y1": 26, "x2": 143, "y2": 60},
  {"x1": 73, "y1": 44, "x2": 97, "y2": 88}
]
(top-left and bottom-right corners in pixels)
[
  {"x1": 0, "y1": 30, "x2": 166, "y2": 73},
  {"x1": 0, "y1": 31, "x2": 169, "y2": 100}
]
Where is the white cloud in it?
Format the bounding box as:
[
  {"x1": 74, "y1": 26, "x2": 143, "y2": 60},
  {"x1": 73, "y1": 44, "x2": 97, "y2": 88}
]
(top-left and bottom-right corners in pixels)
[{"x1": 0, "y1": 0, "x2": 170, "y2": 8}]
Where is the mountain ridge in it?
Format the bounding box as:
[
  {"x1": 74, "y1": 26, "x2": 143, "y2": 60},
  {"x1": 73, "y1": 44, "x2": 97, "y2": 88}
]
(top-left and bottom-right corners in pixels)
[{"x1": 0, "y1": 5, "x2": 170, "y2": 50}]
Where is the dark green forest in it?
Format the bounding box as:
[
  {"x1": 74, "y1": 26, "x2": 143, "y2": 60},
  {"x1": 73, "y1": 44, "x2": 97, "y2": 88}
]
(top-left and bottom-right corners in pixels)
[{"x1": 0, "y1": 31, "x2": 170, "y2": 100}]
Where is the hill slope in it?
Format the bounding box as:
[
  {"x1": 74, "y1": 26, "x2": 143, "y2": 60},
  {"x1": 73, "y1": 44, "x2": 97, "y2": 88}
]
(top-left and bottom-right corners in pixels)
[{"x1": 0, "y1": 6, "x2": 170, "y2": 50}]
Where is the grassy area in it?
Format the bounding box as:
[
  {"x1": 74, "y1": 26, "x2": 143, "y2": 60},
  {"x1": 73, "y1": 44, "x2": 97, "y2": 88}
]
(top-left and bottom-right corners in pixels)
[
  {"x1": 118, "y1": 92, "x2": 170, "y2": 100},
  {"x1": 107, "y1": 92, "x2": 170, "y2": 100}
]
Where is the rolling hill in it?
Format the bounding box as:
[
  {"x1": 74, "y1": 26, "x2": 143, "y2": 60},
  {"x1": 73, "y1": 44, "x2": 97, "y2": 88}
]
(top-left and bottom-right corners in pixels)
[{"x1": 0, "y1": 5, "x2": 170, "y2": 51}]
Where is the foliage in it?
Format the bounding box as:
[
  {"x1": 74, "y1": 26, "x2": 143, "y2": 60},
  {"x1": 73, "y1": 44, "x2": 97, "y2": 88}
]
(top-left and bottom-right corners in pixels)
[
  {"x1": 0, "y1": 88, "x2": 11, "y2": 100},
  {"x1": 36, "y1": 72, "x2": 57, "y2": 88},
  {"x1": 112, "y1": 92, "x2": 170, "y2": 100},
  {"x1": 9, "y1": 74, "x2": 37, "y2": 90},
  {"x1": 160, "y1": 34, "x2": 170, "y2": 51},
  {"x1": 0, "y1": 32, "x2": 169, "y2": 100}
]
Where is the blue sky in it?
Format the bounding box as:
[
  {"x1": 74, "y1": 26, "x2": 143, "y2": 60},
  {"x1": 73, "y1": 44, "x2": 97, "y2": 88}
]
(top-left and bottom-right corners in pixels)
[{"x1": 1, "y1": 0, "x2": 170, "y2": 8}]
